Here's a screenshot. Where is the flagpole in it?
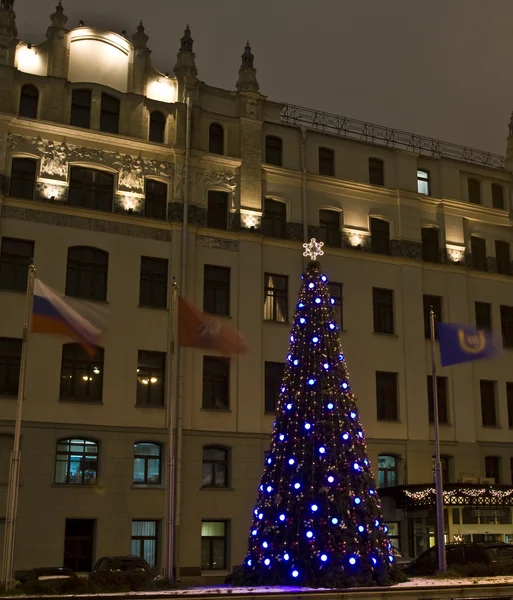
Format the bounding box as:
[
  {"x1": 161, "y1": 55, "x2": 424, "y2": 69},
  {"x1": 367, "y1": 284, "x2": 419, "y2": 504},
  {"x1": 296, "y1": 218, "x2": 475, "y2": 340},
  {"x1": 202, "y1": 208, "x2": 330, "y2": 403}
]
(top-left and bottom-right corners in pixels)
[
  {"x1": 2, "y1": 264, "x2": 36, "y2": 590},
  {"x1": 430, "y1": 308, "x2": 446, "y2": 572},
  {"x1": 166, "y1": 277, "x2": 179, "y2": 581}
]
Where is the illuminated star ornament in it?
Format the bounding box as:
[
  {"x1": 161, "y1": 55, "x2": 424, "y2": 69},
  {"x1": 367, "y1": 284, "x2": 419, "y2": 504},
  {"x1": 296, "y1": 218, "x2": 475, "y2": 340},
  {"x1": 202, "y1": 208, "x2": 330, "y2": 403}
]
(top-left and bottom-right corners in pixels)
[{"x1": 302, "y1": 238, "x2": 324, "y2": 261}]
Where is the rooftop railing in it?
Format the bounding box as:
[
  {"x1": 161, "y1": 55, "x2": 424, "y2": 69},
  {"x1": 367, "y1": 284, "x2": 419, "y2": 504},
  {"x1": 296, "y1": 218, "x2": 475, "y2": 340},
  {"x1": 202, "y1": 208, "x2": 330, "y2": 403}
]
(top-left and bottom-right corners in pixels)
[{"x1": 281, "y1": 103, "x2": 506, "y2": 169}]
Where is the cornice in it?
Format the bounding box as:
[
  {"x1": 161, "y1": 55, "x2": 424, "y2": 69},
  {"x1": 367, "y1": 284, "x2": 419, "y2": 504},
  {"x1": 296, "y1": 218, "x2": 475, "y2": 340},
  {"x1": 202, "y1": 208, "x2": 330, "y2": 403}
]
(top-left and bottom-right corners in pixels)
[
  {"x1": 195, "y1": 150, "x2": 242, "y2": 169},
  {"x1": 440, "y1": 197, "x2": 511, "y2": 226},
  {"x1": 3, "y1": 115, "x2": 180, "y2": 158}
]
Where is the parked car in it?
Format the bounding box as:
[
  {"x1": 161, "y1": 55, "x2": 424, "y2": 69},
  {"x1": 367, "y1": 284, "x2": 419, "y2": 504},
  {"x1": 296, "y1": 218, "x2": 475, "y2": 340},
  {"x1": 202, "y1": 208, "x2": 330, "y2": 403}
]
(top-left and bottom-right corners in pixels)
[
  {"x1": 405, "y1": 542, "x2": 513, "y2": 576},
  {"x1": 16, "y1": 567, "x2": 77, "y2": 587},
  {"x1": 90, "y1": 555, "x2": 157, "y2": 586},
  {"x1": 392, "y1": 545, "x2": 413, "y2": 569}
]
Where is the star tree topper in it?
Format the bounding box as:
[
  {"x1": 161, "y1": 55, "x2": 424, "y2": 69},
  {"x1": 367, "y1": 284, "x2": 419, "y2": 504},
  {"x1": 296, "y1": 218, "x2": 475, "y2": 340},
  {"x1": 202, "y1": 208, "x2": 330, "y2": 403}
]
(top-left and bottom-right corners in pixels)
[{"x1": 303, "y1": 238, "x2": 324, "y2": 261}]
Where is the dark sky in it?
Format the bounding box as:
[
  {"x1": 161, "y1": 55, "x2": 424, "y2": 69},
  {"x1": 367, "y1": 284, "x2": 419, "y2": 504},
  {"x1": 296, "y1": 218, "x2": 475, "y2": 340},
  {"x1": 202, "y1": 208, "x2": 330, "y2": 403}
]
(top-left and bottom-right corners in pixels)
[{"x1": 15, "y1": 0, "x2": 513, "y2": 155}]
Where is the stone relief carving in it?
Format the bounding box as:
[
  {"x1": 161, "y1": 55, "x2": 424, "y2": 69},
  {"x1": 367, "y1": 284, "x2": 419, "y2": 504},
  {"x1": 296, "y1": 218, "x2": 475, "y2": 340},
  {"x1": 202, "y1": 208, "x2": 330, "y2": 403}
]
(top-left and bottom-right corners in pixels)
[
  {"x1": 198, "y1": 168, "x2": 237, "y2": 191},
  {"x1": 173, "y1": 164, "x2": 196, "y2": 201},
  {"x1": 196, "y1": 235, "x2": 238, "y2": 252},
  {"x1": 245, "y1": 99, "x2": 257, "y2": 118},
  {"x1": 7, "y1": 134, "x2": 174, "y2": 194}
]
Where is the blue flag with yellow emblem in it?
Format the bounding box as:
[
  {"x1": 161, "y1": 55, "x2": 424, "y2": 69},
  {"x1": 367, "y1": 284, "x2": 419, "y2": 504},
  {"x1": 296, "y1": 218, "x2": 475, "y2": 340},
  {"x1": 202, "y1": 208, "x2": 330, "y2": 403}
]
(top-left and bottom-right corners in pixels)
[{"x1": 437, "y1": 322, "x2": 500, "y2": 367}]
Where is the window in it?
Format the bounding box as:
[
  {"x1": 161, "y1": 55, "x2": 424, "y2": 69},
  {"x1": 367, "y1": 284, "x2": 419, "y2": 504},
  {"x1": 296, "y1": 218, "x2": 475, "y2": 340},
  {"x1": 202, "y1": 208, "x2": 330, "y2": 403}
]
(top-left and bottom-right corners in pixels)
[
  {"x1": 432, "y1": 455, "x2": 451, "y2": 483},
  {"x1": 136, "y1": 351, "x2": 165, "y2": 408},
  {"x1": 207, "y1": 191, "x2": 228, "y2": 230},
  {"x1": 475, "y1": 301, "x2": 492, "y2": 331},
  {"x1": 149, "y1": 111, "x2": 165, "y2": 143},
  {"x1": 202, "y1": 446, "x2": 229, "y2": 488},
  {"x1": 68, "y1": 166, "x2": 114, "y2": 212},
  {"x1": 265, "y1": 135, "x2": 282, "y2": 167},
  {"x1": 508, "y1": 383, "x2": 513, "y2": 428},
  {"x1": 496, "y1": 241, "x2": 511, "y2": 275},
  {"x1": 369, "y1": 158, "x2": 384, "y2": 186},
  {"x1": 417, "y1": 169, "x2": 430, "y2": 195},
  {"x1": 264, "y1": 273, "x2": 288, "y2": 323},
  {"x1": 144, "y1": 179, "x2": 167, "y2": 220},
  {"x1": 376, "y1": 371, "x2": 399, "y2": 421},
  {"x1": 0, "y1": 237, "x2": 34, "y2": 291},
  {"x1": 423, "y1": 294, "x2": 443, "y2": 339},
  {"x1": 59, "y1": 344, "x2": 104, "y2": 403},
  {"x1": 65, "y1": 246, "x2": 108, "y2": 301},
  {"x1": 471, "y1": 236, "x2": 487, "y2": 271},
  {"x1": 318, "y1": 210, "x2": 341, "y2": 247},
  {"x1": 201, "y1": 521, "x2": 227, "y2": 570},
  {"x1": 328, "y1": 282, "x2": 343, "y2": 329},
  {"x1": 427, "y1": 375, "x2": 449, "y2": 424},
  {"x1": 262, "y1": 198, "x2": 286, "y2": 238},
  {"x1": 485, "y1": 456, "x2": 501, "y2": 483},
  {"x1": 370, "y1": 218, "x2": 390, "y2": 255},
  {"x1": 70, "y1": 89, "x2": 92, "y2": 129},
  {"x1": 480, "y1": 380, "x2": 497, "y2": 427},
  {"x1": 19, "y1": 84, "x2": 38, "y2": 119},
  {"x1": 204, "y1": 265, "x2": 230, "y2": 316},
  {"x1": 0, "y1": 338, "x2": 21, "y2": 396},
  {"x1": 492, "y1": 184, "x2": 505, "y2": 209},
  {"x1": 139, "y1": 256, "x2": 168, "y2": 309},
  {"x1": 131, "y1": 521, "x2": 158, "y2": 568},
  {"x1": 378, "y1": 455, "x2": 398, "y2": 487},
  {"x1": 209, "y1": 123, "x2": 224, "y2": 155},
  {"x1": 421, "y1": 227, "x2": 440, "y2": 263},
  {"x1": 55, "y1": 438, "x2": 98, "y2": 485},
  {"x1": 202, "y1": 356, "x2": 230, "y2": 410},
  {"x1": 318, "y1": 147, "x2": 334, "y2": 176},
  {"x1": 468, "y1": 178, "x2": 481, "y2": 204},
  {"x1": 265, "y1": 362, "x2": 284, "y2": 413},
  {"x1": 133, "y1": 442, "x2": 162, "y2": 485},
  {"x1": 373, "y1": 288, "x2": 394, "y2": 334},
  {"x1": 99, "y1": 93, "x2": 120, "y2": 134},
  {"x1": 9, "y1": 157, "x2": 37, "y2": 200},
  {"x1": 500, "y1": 305, "x2": 513, "y2": 348}
]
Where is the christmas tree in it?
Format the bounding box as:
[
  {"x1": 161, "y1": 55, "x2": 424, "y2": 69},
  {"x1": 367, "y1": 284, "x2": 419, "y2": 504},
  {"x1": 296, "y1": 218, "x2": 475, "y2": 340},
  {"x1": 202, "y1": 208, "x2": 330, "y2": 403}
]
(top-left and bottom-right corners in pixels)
[{"x1": 234, "y1": 240, "x2": 393, "y2": 588}]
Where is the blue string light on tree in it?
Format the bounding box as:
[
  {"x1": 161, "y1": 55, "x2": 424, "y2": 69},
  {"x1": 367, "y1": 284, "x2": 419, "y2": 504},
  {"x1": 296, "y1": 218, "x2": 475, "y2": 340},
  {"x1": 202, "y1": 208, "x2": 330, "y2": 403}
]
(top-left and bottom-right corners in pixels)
[{"x1": 234, "y1": 239, "x2": 392, "y2": 588}]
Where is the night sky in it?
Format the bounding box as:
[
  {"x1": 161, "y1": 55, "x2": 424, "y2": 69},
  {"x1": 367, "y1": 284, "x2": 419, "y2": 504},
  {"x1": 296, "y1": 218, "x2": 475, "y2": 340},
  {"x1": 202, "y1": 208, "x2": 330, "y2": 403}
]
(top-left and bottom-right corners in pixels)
[{"x1": 14, "y1": 0, "x2": 513, "y2": 155}]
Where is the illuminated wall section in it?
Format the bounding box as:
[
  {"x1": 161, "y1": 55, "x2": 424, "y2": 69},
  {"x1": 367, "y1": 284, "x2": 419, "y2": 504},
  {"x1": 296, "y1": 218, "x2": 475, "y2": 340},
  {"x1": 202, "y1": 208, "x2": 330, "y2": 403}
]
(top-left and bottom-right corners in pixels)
[
  {"x1": 15, "y1": 43, "x2": 47, "y2": 76},
  {"x1": 68, "y1": 28, "x2": 131, "y2": 93},
  {"x1": 146, "y1": 74, "x2": 177, "y2": 104}
]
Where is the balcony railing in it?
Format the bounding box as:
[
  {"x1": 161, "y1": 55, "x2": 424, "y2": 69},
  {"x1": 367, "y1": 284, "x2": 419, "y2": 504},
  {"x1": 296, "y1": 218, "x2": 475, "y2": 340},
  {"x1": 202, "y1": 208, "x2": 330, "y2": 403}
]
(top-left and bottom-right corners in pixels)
[{"x1": 281, "y1": 104, "x2": 506, "y2": 169}]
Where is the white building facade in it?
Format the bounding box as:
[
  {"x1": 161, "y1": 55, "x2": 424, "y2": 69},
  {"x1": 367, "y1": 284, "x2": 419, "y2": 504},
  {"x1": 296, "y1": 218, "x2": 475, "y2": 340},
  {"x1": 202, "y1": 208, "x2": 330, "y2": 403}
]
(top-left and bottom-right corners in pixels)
[{"x1": 1, "y1": 0, "x2": 513, "y2": 582}]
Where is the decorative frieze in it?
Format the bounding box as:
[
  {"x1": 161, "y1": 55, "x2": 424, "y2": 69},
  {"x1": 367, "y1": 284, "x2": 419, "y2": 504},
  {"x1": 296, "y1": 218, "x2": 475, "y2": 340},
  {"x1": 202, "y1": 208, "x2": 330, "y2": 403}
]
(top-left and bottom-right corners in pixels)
[{"x1": 196, "y1": 235, "x2": 238, "y2": 252}]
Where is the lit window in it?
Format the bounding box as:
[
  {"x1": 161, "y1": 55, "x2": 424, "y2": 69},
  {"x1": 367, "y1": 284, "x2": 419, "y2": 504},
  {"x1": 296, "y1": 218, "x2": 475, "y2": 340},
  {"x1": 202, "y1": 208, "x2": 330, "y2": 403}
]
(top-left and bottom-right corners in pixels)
[
  {"x1": 136, "y1": 351, "x2": 166, "y2": 408},
  {"x1": 55, "y1": 438, "x2": 98, "y2": 485},
  {"x1": 201, "y1": 521, "x2": 228, "y2": 570},
  {"x1": 131, "y1": 520, "x2": 158, "y2": 568},
  {"x1": 417, "y1": 169, "x2": 430, "y2": 195},
  {"x1": 202, "y1": 446, "x2": 229, "y2": 488},
  {"x1": 59, "y1": 344, "x2": 104, "y2": 403},
  {"x1": 133, "y1": 442, "x2": 162, "y2": 485},
  {"x1": 378, "y1": 455, "x2": 398, "y2": 487}
]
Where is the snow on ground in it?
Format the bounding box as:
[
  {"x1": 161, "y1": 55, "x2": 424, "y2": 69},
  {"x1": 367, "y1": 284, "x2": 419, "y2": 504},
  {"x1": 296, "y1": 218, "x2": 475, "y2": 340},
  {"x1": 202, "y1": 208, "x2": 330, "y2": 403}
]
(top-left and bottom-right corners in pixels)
[{"x1": 394, "y1": 575, "x2": 513, "y2": 587}]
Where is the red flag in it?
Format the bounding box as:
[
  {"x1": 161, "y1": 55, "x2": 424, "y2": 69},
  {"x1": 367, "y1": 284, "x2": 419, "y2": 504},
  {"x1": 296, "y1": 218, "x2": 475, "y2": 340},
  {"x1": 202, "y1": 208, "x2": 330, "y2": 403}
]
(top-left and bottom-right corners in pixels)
[{"x1": 178, "y1": 296, "x2": 247, "y2": 355}]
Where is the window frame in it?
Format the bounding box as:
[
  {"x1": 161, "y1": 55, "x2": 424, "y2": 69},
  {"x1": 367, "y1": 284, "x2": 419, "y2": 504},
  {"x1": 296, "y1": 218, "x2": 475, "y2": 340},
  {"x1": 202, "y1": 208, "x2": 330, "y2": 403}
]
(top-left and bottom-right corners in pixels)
[
  {"x1": 139, "y1": 256, "x2": 168, "y2": 309},
  {"x1": 202, "y1": 356, "x2": 230, "y2": 410},
  {"x1": 378, "y1": 454, "x2": 399, "y2": 488},
  {"x1": 54, "y1": 438, "x2": 99, "y2": 485},
  {"x1": 507, "y1": 382, "x2": 513, "y2": 429},
  {"x1": 19, "y1": 84, "x2": 39, "y2": 119},
  {"x1": 417, "y1": 169, "x2": 430, "y2": 195},
  {"x1": 144, "y1": 179, "x2": 168, "y2": 220},
  {"x1": 265, "y1": 135, "x2": 283, "y2": 167},
  {"x1": 65, "y1": 246, "x2": 108, "y2": 302},
  {"x1": 9, "y1": 157, "x2": 37, "y2": 201},
  {"x1": 136, "y1": 350, "x2": 166, "y2": 408},
  {"x1": 70, "y1": 89, "x2": 92, "y2": 129},
  {"x1": 318, "y1": 209, "x2": 341, "y2": 247},
  {"x1": 468, "y1": 178, "x2": 481, "y2": 204},
  {"x1": 370, "y1": 217, "x2": 390, "y2": 255},
  {"x1": 423, "y1": 294, "x2": 443, "y2": 339},
  {"x1": 485, "y1": 456, "x2": 501, "y2": 484},
  {"x1": 206, "y1": 191, "x2": 229, "y2": 230},
  {"x1": 133, "y1": 442, "x2": 162, "y2": 485},
  {"x1": 149, "y1": 111, "x2": 166, "y2": 144},
  {"x1": 59, "y1": 343, "x2": 104, "y2": 404},
  {"x1": 261, "y1": 198, "x2": 286, "y2": 239},
  {"x1": 475, "y1": 301, "x2": 492, "y2": 331},
  {"x1": 376, "y1": 371, "x2": 399, "y2": 422},
  {"x1": 202, "y1": 446, "x2": 229, "y2": 488},
  {"x1": 318, "y1": 147, "x2": 335, "y2": 177},
  {"x1": 99, "y1": 92, "x2": 120, "y2": 134},
  {"x1": 131, "y1": 520, "x2": 159, "y2": 568},
  {"x1": 372, "y1": 287, "x2": 394, "y2": 335},
  {"x1": 500, "y1": 305, "x2": 513, "y2": 348},
  {"x1": 427, "y1": 375, "x2": 449, "y2": 425},
  {"x1": 492, "y1": 183, "x2": 505, "y2": 209},
  {"x1": 470, "y1": 236, "x2": 487, "y2": 271},
  {"x1": 0, "y1": 237, "x2": 34, "y2": 292},
  {"x1": 264, "y1": 361, "x2": 284, "y2": 413},
  {"x1": 0, "y1": 337, "x2": 22, "y2": 396},
  {"x1": 421, "y1": 227, "x2": 440, "y2": 263},
  {"x1": 68, "y1": 166, "x2": 114, "y2": 213},
  {"x1": 480, "y1": 379, "x2": 497, "y2": 427},
  {"x1": 495, "y1": 240, "x2": 511, "y2": 276},
  {"x1": 203, "y1": 265, "x2": 230, "y2": 316},
  {"x1": 263, "y1": 273, "x2": 288, "y2": 323},
  {"x1": 201, "y1": 520, "x2": 228, "y2": 571},
  {"x1": 368, "y1": 157, "x2": 385, "y2": 186},
  {"x1": 208, "y1": 123, "x2": 225, "y2": 155}
]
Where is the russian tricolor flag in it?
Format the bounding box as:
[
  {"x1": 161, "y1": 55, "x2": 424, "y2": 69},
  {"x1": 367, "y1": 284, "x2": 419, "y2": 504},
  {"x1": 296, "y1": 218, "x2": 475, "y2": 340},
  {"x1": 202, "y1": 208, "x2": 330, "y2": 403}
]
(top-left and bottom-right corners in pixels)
[{"x1": 31, "y1": 279, "x2": 102, "y2": 355}]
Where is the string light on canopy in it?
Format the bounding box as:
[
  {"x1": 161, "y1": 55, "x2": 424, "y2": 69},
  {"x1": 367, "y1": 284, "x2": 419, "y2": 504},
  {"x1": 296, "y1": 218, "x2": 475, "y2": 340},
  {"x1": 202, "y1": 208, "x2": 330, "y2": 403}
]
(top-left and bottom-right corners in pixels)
[{"x1": 233, "y1": 239, "x2": 392, "y2": 588}]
